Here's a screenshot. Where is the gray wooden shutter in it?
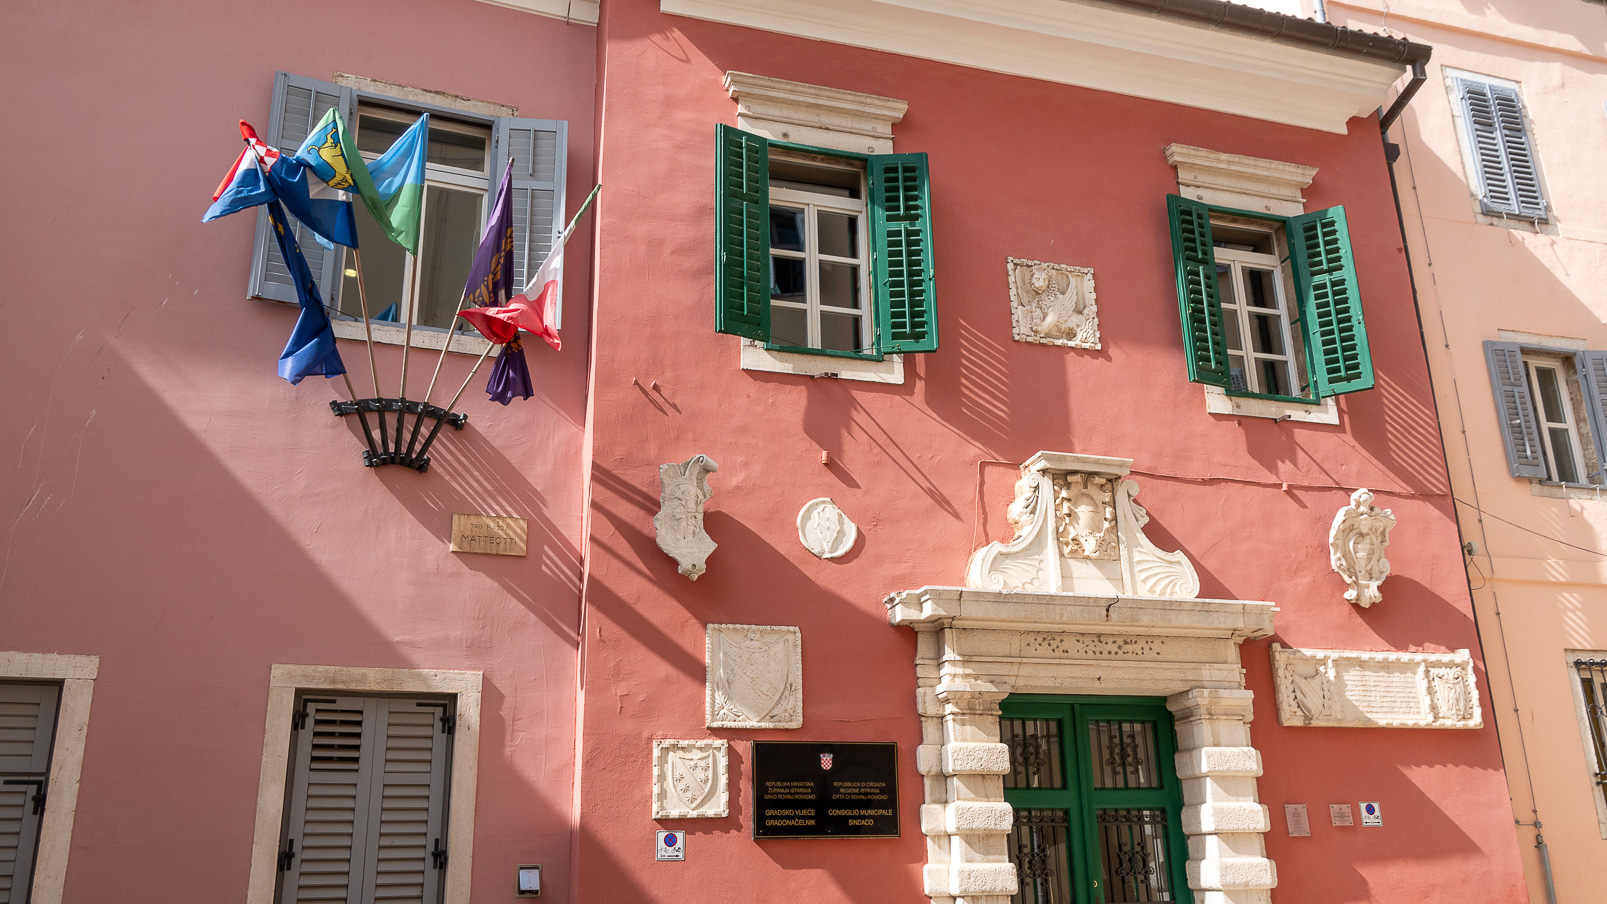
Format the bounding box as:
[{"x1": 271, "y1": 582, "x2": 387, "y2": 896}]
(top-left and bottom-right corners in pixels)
[
  {"x1": 1484, "y1": 341, "x2": 1547, "y2": 479},
  {"x1": 491, "y1": 118, "x2": 568, "y2": 327},
  {"x1": 1575, "y1": 350, "x2": 1607, "y2": 481},
  {"x1": 1457, "y1": 78, "x2": 1547, "y2": 221},
  {"x1": 248, "y1": 72, "x2": 354, "y2": 305},
  {"x1": 0, "y1": 683, "x2": 61, "y2": 904},
  {"x1": 359, "y1": 700, "x2": 452, "y2": 904}
]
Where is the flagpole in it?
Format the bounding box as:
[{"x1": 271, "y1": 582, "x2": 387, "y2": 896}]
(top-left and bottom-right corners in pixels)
[
  {"x1": 349, "y1": 247, "x2": 391, "y2": 462},
  {"x1": 411, "y1": 341, "x2": 499, "y2": 465},
  {"x1": 404, "y1": 290, "x2": 468, "y2": 460},
  {"x1": 394, "y1": 246, "x2": 424, "y2": 457}
]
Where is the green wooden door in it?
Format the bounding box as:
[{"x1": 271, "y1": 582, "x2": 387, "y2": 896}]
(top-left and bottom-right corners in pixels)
[{"x1": 1001, "y1": 696, "x2": 1191, "y2": 904}]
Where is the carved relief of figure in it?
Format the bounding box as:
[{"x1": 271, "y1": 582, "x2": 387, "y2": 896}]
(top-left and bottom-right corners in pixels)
[
  {"x1": 1329, "y1": 488, "x2": 1397, "y2": 608},
  {"x1": 1428, "y1": 667, "x2": 1471, "y2": 723},
  {"x1": 655, "y1": 455, "x2": 719, "y2": 580},
  {"x1": 1008, "y1": 259, "x2": 1100, "y2": 349}
]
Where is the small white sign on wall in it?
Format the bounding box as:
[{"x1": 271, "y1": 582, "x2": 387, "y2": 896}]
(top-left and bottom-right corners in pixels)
[
  {"x1": 1330, "y1": 804, "x2": 1354, "y2": 826},
  {"x1": 1360, "y1": 802, "x2": 1382, "y2": 827},
  {"x1": 1284, "y1": 804, "x2": 1311, "y2": 837},
  {"x1": 656, "y1": 830, "x2": 685, "y2": 861}
]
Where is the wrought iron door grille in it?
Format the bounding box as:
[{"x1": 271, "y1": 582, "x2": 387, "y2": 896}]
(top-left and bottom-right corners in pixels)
[
  {"x1": 1096, "y1": 809, "x2": 1174, "y2": 902},
  {"x1": 1575, "y1": 659, "x2": 1607, "y2": 799},
  {"x1": 1003, "y1": 718, "x2": 1065, "y2": 789},
  {"x1": 1089, "y1": 720, "x2": 1161, "y2": 789},
  {"x1": 1009, "y1": 809, "x2": 1071, "y2": 904}
]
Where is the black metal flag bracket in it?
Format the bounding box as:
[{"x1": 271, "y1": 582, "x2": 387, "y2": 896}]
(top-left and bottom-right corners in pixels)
[{"x1": 330, "y1": 398, "x2": 468, "y2": 472}]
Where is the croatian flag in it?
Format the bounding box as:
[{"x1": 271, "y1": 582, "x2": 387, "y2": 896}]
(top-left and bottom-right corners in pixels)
[{"x1": 203, "y1": 121, "x2": 358, "y2": 250}]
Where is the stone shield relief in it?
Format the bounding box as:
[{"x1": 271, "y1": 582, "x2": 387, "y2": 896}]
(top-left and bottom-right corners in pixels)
[
  {"x1": 652, "y1": 739, "x2": 730, "y2": 819},
  {"x1": 706, "y1": 624, "x2": 803, "y2": 729}
]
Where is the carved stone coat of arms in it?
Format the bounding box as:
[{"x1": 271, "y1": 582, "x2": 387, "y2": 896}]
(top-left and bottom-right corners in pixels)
[
  {"x1": 652, "y1": 739, "x2": 729, "y2": 818},
  {"x1": 706, "y1": 624, "x2": 803, "y2": 729}
]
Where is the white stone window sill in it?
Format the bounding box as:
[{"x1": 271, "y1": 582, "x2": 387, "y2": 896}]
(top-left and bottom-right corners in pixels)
[
  {"x1": 331, "y1": 318, "x2": 491, "y2": 356},
  {"x1": 1531, "y1": 481, "x2": 1607, "y2": 500},
  {"x1": 1204, "y1": 386, "x2": 1337, "y2": 424},
  {"x1": 740, "y1": 340, "x2": 903, "y2": 384}
]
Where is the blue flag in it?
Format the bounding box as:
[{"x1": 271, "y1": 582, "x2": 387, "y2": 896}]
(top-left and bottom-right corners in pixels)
[
  {"x1": 203, "y1": 122, "x2": 358, "y2": 249},
  {"x1": 264, "y1": 200, "x2": 347, "y2": 384}
]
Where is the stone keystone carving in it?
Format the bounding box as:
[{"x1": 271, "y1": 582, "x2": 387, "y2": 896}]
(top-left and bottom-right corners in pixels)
[
  {"x1": 1329, "y1": 488, "x2": 1396, "y2": 608},
  {"x1": 1270, "y1": 644, "x2": 1481, "y2": 729},
  {"x1": 655, "y1": 455, "x2": 718, "y2": 580},
  {"x1": 652, "y1": 739, "x2": 730, "y2": 819},
  {"x1": 798, "y1": 498, "x2": 857, "y2": 559},
  {"x1": 1008, "y1": 258, "x2": 1100, "y2": 349},
  {"x1": 707, "y1": 624, "x2": 802, "y2": 729},
  {"x1": 966, "y1": 452, "x2": 1199, "y2": 598}
]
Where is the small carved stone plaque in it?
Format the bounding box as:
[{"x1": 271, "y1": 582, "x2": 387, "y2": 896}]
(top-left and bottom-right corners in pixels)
[
  {"x1": 798, "y1": 498, "x2": 857, "y2": 559},
  {"x1": 707, "y1": 625, "x2": 802, "y2": 729},
  {"x1": 1284, "y1": 804, "x2": 1310, "y2": 837},
  {"x1": 1008, "y1": 257, "x2": 1100, "y2": 349},
  {"x1": 655, "y1": 455, "x2": 719, "y2": 580},
  {"x1": 1270, "y1": 644, "x2": 1481, "y2": 729},
  {"x1": 449, "y1": 514, "x2": 528, "y2": 557},
  {"x1": 653, "y1": 739, "x2": 729, "y2": 819}
]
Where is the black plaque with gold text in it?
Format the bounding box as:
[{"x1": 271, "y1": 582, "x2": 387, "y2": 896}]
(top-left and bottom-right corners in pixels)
[{"x1": 752, "y1": 741, "x2": 899, "y2": 839}]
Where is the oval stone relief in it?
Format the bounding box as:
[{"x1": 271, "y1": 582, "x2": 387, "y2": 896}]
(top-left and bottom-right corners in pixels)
[{"x1": 797, "y1": 498, "x2": 857, "y2": 559}]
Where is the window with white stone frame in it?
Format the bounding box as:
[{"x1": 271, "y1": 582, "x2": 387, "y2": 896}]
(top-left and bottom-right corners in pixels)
[
  {"x1": 1484, "y1": 341, "x2": 1607, "y2": 487},
  {"x1": 1574, "y1": 657, "x2": 1607, "y2": 832}
]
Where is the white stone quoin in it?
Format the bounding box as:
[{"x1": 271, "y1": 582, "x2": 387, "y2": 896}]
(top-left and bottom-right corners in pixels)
[{"x1": 888, "y1": 452, "x2": 1279, "y2": 904}]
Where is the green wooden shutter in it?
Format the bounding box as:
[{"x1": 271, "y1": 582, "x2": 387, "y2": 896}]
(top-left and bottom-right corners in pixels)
[
  {"x1": 714, "y1": 124, "x2": 769, "y2": 341},
  {"x1": 491, "y1": 117, "x2": 567, "y2": 326},
  {"x1": 249, "y1": 72, "x2": 354, "y2": 306},
  {"x1": 1165, "y1": 195, "x2": 1230, "y2": 388},
  {"x1": 1288, "y1": 205, "x2": 1373, "y2": 397},
  {"x1": 1576, "y1": 350, "x2": 1607, "y2": 481},
  {"x1": 0, "y1": 683, "x2": 61, "y2": 904},
  {"x1": 869, "y1": 153, "x2": 938, "y2": 353},
  {"x1": 1484, "y1": 341, "x2": 1547, "y2": 479}
]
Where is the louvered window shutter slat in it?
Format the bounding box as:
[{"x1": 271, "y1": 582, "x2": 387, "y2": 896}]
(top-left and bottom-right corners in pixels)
[
  {"x1": 360, "y1": 701, "x2": 451, "y2": 904},
  {"x1": 279, "y1": 696, "x2": 375, "y2": 904},
  {"x1": 713, "y1": 124, "x2": 770, "y2": 341},
  {"x1": 0, "y1": 683, "x2": 60, "y2": 904},
  {"x1": 1166, "y1": 195, "x2": 1231, "y2": 388},
  {"x1": 1459, "y1": 79, "x2": 1547, "y2": 220},
  {"x1": 491, "y1": 117, "x2": 567, "y2": 327},
  {"x1": 869, "y1": 153, "x2": 938, "y2": 354},
  {"x1": 1484, "y1": 341, "x2": 1548, "y2": 479},
  {"x1": 249, "y1": 73, "x2": 354, "y2": 306},
  {"x1": 1288, "y1": 205, "x2": 1374, "y2": 397},
  {"x1": 1575, "y1": 350, "x2": 1607, "y2": 480}
]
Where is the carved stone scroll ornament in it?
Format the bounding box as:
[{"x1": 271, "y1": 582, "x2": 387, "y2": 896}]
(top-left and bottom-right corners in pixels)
[
  {"x1": 1270, "y1": 644, "x2": 1481, "y2": 729},
  {"x1": 1008, "y1": 258, "x2": 1100, "y2": 349},
  {"x1": 706, "y1": 625, "x2": 803, "y2": 729},
  {"x1": 1329, "y1": 488, "x2": 1396, "y2": 608},
  {"x1": 797, "y1": 498, "x2": 857, "y2": 559},
  {"x1": 655, "y1": 455, "x2": 719, "y2": 580},
  {"x1": 652, "y1": 739, "x2": 730, "y2": 819}
]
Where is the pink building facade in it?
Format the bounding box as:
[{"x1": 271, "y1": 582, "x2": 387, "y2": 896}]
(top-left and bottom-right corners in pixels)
[{"x1": 2, "y1": 1, "x2": 1533, "y2": 903}]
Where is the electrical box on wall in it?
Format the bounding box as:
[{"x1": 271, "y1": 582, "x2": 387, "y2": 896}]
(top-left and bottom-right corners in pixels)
[{"x1": 517, "y1": 864, "x2": 541, "y2": 896}]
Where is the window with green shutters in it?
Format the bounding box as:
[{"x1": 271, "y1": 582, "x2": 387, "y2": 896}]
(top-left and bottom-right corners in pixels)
[
  {"x1": 715, "y1": 124, "x2": 937, "y2": 359},
  {"x1": 1002, "y1": 696, "x2": 1191, "y2": 904},
  {"x1": 1166, "y1": 195, "x2": 1374, "y2": 402}
]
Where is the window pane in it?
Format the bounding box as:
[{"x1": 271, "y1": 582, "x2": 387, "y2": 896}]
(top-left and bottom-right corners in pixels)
[
  {"x1": 1216, "y1": 264, "x2": 1237, "y2": 308},
  {"x1": 820, "y1": 311, "x2": 864, "y2": 353},
  {"x1": 771, "y1": 305, "x2": 808, "y2": 347},
  {"x1": 428, "y1": 126, "x2": 487, "y2": 171},
  {"x1": 1222, "y1": 308, "x2": 1243, "y2": 354},
  {"x1": 1009, "y1": 809, "x2": 1072, "y2": 904},
  {"x1": 770, "y1": 207, "x2": 806, "y2": 252},
  {"x1": 1259, "y1": 359, "x2": 1291, "y2": 397},
  {"x1": 414, "y1": 186, "x2": 483, "y2": 330},
  {"x1": 357, "y1": 114, "x2": 408, "y2": 155},
  {"x1": 1096, "y1": 809, "x2": 1176, "y2": 902},
  {"x1": 1244, "y1": 267, "x2": 1278, "y2": 309},
  {"x1": 1228, "y1": 355, "x2": 1248, "y2": 392},
  {"x1": 1002, "y1": 718, "x2": 1065, "y2": 790},
  {"x1": 1250, "y1": 313, "x2": 1285, "y2": 356},
  {"x1": 339, "y1": 210, "x2": 408, "y2": 323},
  {"x1": 1550, "y1": 427, "x2": 1581, "y2": 483},
  {"x1": 818, "y1": 211, "x2": 858, "y2": 258},
  {"x1": 1088, "y1": 721, "x2": 1161, "y2": 789},
  {"x1": 1536, "y1": 366, "x2": 1567, "y2": 423},
  {"x1": 770, "y1": 258, "x2": 806, "y2": 304},
  {"x1": 819, "y1": 261, "x2": 861, "y2": 310}
]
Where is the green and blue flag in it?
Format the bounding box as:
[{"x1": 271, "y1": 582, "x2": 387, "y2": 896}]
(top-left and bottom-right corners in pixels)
[{"x1": 296, "y1": 109, "x2": 429, "y2": 254}]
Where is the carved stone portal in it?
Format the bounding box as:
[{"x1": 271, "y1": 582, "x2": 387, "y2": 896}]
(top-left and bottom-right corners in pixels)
[
  {"x1": 707, "y1": 625, "x2": 803, "y2": 729},
  {"x1": 1270, "y1": 644, "x2": 1481, "y2": 729},
  {"x1": 652, "y1": 739, "x2": 730, "y2": 819},
  {"x1": 798, "y1": 497, "x2": 857, "y2": 559},
  {"x1": 1008, "y1": 258, "x2": 1100, "y2": 349},
  {"x1": 655, "y1": 455, "x2": 719, "y2": 580},
  {"x1": 1329, "y1": 488, "x2": 1396, "y2": 608},
  {"x1": 967, "y1": 452, "x2": 1199, "y2": 598}
]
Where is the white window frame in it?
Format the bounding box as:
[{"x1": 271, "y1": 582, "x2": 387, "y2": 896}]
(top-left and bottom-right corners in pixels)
[
  {"x1": 0, "y1": 652, "x2": 98, "y2": 904},
  {"x1": 1523, "y1": 354, "x2": 1588, "y2": 484},
  {"x1": 1213, "y1": 232, "x2": 1301, "y2": 398},
  {"x1": 1567, "y1": 651, "x2": 1607, "y2": 838},
  {"x1": 767, "y1": 181, "x2": 873, "y2": 355},
  {"x1": 245, "y1": 665, "x2": 482, "y2": 904}
]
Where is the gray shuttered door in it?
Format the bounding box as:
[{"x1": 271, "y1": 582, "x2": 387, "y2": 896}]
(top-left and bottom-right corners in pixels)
[
  {"x1": 278, "y1": 695, "x2": 452, "y2": 904},
  {"x1": 490, "y1": 118, "x2": 567, "y2": 327},
  {"x1": 0, "y1": 683, "x2": 61, "y2": 904},
  {"x1": 1484, "y1": 341, "x2": 1547, "y2": 479},
  {"x1": 248, "y1": 72, "x2": 354, "y2": 306},
  {"x1": 1457, "y1": 78, "x2": 1547, "y2": 220},
  {"x1": 1575, "y1": 350, "x2": 1607, "y2": 481}
]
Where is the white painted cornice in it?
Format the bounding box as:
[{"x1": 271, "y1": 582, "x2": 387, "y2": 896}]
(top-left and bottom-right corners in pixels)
[
  {"x1": 473, "y1": 0, "x2": 598, "y2": 26},
  {"x1": 664, "y1": 0, "x2": 1412, "y2": 133}
]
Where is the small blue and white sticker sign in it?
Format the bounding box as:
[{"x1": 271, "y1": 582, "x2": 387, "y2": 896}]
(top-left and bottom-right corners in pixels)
[
  {"x1": 656, "y1": 830, "x2": 685, "y2": 861},
  {"x1": 1360, "y1": 802, "x2": 1382, "y2": 827}
]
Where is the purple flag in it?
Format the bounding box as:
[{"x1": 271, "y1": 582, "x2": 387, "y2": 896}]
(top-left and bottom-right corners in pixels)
[
  {"x1": 486, "y1": 336, "x2": 535, "y2": 405},
  {"x1": 463, "y1": 159, "x2": 516, "y2": 309}
]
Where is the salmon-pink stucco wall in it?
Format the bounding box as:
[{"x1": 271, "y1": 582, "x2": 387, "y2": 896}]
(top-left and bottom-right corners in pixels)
[
  {"x1": 1, "y1": 1, "x2": 595, "y2": 901},
  {"x1": 574, "y1": 1, "x2": 1527, "y2": 902}
]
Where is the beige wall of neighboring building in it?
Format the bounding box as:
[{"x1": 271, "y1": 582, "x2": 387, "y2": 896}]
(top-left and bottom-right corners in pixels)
[{"x1": 1314, "y1": 0, "x2": 1607, "y2": 900}]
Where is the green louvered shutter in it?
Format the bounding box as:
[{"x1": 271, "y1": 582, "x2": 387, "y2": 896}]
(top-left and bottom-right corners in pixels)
[
  {"x1": 1288, "y1": 206, "x2": 1373, "y2": 397},
  {"x1": 870, "y1": 153, "x2": 938, "y2": 353},
  {"x1": 714, "y1": 124, "x2": 769, "y2": 341},
  {"x1": 1166, "y1": 195, "x2": 1230, "y2": 388},
  {"x1": 249, "y1": 72, "x2": 354, "y2": 306}
]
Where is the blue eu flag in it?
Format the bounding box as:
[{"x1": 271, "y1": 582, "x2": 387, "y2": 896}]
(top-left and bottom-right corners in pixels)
[{"x1": 265, "y1": 201, "x2": 346, "y2": 384}]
